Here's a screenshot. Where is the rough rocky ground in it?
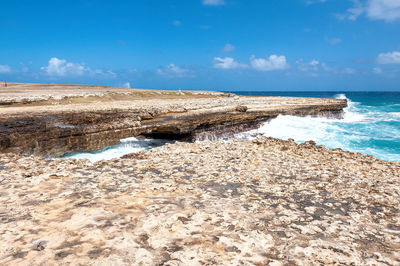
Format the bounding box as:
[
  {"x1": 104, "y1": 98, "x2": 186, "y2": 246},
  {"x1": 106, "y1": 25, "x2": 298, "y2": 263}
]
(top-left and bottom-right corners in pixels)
[
  {"x1": 0, "y1": 82, "x2": 341, "y2": 115},
  {"x1": 0, "y1": 82, "x2": 346, "y2": 157},
  {"x1": 1, "y1": 137, "x2": 399, "y2": 265},
  {"x1": 0, "y1": 82, "x2": 225, "y2": 107}
]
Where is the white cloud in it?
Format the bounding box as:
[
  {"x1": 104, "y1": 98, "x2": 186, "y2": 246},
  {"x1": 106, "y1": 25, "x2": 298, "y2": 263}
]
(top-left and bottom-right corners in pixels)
[
  {"x1": 157, "y1": 64, "x2": 192, "y2": 78},
  {"x1": 222, "y1": 43, "x2": 235, "y2": 53},
  {"x1": 377, "y1": 51, "x2": 400, "y2": 64},
  {"x1": 336, "y1": 0, "x2": 364, "y2": 21},
  {"x1": 250, "y1": 55, "x2": 289, "y2": 71},
  {"x1": 41, "y1": 57, "x2": 90, "y2": 76},
  {"x1": 213, "y1": 57, "x2": 246, "y2": 69},
  {"x1": 0, "y1": 65, "x2": 11, "y2": 73},
  {"x1": 202, "y1": 0, "x2": 225, "y2": 6},
  {"x1": 303, "y1": 62, "x2": 353, "y2": 74},
  {"x1": 296, "y1": 59, "x2": 320, "y2": 72},
  {"x1": 41, "y1": 57, "x2": 116, "y2": 78},
  {"x1": 367, "y1": 0, "x2": 400, "y2": 22},
  {"x1": 348, "y1": 0, "x2": 364, "y2": 20},
  {"x1": 339, "y1": 0, "x2": 400, "y2": 22}
]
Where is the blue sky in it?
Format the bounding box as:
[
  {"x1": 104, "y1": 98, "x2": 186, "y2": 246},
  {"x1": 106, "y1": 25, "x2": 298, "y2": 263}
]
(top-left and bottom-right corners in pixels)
[{"x1": 1, "y1": 0, "x2": 400, "y2": 91}]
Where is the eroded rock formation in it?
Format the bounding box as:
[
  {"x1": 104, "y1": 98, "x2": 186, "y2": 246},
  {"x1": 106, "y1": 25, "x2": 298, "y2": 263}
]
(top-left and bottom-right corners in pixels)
[
  {"x1": 0, "y1": 83, "x2": 347, "y2": 156},
  {"x1": 0, "y1": 138, "x2": 399, "y2": 264}
]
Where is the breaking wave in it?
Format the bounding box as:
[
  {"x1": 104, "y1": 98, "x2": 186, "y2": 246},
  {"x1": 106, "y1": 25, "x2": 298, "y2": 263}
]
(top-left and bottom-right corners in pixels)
[
  {"x1": 64, "y1": 92, "x2": 400, "y2": 162},
  {"x1": 62, "y1": 137, "x2": 172, "y2": 162},
  {"x1": 237, "y1": 94, "x2": 400, "y2": 161}
]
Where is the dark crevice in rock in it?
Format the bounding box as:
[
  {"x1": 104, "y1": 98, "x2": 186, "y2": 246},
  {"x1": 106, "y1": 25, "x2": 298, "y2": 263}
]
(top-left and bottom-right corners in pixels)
[
  {"x1": 0, "y1": 100, "x2": 347, "y2": 157},
  {"x1": 141, "y1": 132, "x2": 192, "y2": 141}
]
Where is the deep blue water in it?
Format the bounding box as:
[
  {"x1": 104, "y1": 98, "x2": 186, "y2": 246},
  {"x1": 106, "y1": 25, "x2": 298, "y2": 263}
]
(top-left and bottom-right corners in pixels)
[{"x1": 234, "y1": 91, "x2": 400, "y2": 161}]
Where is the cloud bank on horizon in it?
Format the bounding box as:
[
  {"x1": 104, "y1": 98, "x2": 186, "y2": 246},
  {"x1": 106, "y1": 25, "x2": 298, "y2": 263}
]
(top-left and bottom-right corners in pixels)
[{"x1": 0, "y1": 0, "x2": 399, "y2": 91}]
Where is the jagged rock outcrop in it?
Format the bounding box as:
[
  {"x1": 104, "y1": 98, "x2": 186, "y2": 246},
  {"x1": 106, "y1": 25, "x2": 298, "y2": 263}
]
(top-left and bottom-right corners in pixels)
[
  {"x1": 0, "y1": 83, "x2": 347, "y2": 156},
  {"x1": 0, "y1": 101, "x2": 347, "y2": 157}
]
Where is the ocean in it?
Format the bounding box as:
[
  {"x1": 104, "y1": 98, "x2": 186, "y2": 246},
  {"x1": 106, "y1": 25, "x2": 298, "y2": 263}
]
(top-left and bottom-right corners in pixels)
[
  {"x1": 64, "y1": 91, "x2": 400, "y2": 162},
  {"x1": 235, "y1": 91, "x2": 400, "y2": 162}
]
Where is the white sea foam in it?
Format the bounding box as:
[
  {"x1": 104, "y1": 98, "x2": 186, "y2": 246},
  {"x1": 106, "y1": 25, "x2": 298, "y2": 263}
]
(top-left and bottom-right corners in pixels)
[
  {"x1": 389, "y1": 112, "x2": 400, "y2": 118},
  {"x1": 64, "y1": 94, "x2": 400, "y2": 162},
  {"x1": 62, "y1": 137, "x2": 170, "y2": 162},
  {"x1": 334, "y1": 93, "x2": 347, "y2": 100},
  {"x1": 237, "y1": 94, "x2": 400, "y2": 161}
]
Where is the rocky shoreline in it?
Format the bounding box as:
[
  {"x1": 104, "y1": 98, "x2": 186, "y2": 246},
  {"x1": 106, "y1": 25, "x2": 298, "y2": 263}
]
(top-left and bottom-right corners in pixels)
[
  {"x1": 0, "y1": 83, "x2": 346, "y2": 157},
  {"x1": 0, "y1": 137, "x2": 399, "y2": 265},
  {"x1": 2, "y1": 83, "x2": 399, "y2": 265}
]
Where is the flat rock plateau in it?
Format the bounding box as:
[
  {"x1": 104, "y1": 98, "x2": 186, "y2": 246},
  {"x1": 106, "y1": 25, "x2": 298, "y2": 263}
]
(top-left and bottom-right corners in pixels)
[
  {"x1": 0, "y1": 83, "x2": 346, "y2": 156},
  {"x1": 1, "y1": 83, "x2": 399, "y2": 265}
]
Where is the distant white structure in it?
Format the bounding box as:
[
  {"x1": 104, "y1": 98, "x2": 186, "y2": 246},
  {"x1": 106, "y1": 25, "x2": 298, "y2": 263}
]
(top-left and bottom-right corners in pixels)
[{"x1": 122, "y1": 82, "x2": 131, "y2": 88}]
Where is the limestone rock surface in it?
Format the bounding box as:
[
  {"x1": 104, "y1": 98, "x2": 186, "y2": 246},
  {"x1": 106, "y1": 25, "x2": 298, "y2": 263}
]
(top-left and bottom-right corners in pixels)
[
  {"x1": 0, "y1": 83, "x2": 346, "y2": 156},
  {"x1": 0, "y1": 137, "x2": 399, "y2": 265}
]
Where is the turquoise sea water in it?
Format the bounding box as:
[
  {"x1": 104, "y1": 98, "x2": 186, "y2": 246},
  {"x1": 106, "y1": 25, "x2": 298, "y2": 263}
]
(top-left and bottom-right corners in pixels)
[
  {"x1": 64, "y1": 91, "x2": 400, "y2": 162},
  {"x1": 235, "y1": 92, "x2": 400, "y2": 162}
]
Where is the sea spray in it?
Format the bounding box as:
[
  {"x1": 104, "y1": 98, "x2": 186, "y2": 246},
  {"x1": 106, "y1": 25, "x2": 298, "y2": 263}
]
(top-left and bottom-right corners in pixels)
[
  {"x1": 62, "y1": 137, "x2": 172, "y2": 162},
  {"x1": 236, "y1": 93, "x2": 400, "y2": 161},
  {"x1": 65, "y1": 92, "x2": 400, "y2": 162}
]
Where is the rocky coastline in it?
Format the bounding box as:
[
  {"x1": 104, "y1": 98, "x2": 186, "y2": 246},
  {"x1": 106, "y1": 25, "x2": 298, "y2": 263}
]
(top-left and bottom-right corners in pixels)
[
  {"x1": 0, "y1": 83, "x2": 346, "y2": 157},
  {"x1": 0, "y1": 137, "x2": 399, "y2": 265},
  {"x1": 1, "y1": 83, "x2": 399, "y2": 265}
]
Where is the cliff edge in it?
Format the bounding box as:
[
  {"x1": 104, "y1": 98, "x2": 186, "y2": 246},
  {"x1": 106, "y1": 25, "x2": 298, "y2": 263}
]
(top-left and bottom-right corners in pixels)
[{"x1": 0, "y1": 83, "x2": 347, "y2": 156}]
